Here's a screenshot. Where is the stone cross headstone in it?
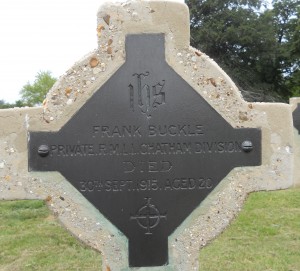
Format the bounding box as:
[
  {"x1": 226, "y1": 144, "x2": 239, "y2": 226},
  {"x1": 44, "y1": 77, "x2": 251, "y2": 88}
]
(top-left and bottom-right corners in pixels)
[
  {"x1": 28, "y1": 33, "x2": 261, "y2": 267},
  {"x1": 0, "y1": 1, "x2": 294, "y2": 270}
]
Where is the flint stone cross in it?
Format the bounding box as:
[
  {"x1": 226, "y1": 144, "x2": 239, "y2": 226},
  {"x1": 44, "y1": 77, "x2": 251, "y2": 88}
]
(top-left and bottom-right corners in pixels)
[{"x1": 28, "y1": 34, "x2": 261, "y2": 267}]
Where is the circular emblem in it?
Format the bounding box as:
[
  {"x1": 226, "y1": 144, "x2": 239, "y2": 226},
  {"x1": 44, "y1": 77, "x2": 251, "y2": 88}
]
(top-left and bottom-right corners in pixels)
[{"x1": 130, "y1": 197, "x2": 166, "y2": 234}]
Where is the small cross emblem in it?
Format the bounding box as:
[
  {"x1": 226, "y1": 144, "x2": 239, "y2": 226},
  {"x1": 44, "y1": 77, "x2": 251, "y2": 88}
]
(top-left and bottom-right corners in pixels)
[{"x1": 130, "y1": 197, "x2": 166, "y2": 234}]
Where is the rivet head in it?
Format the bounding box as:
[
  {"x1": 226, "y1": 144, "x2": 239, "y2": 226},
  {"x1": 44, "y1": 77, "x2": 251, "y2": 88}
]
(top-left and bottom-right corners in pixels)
[
  {"x1": 242, "y1": 140, "x2": 253, "y2": 153},
  {"x1": 38, "y1": 145, "x2": 49, "y2": 157}
]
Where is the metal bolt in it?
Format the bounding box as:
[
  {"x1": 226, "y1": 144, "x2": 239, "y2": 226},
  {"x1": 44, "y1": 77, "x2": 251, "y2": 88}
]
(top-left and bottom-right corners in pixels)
[
  {"x1": 38, "y1": 145, "x2": 50, "y2": 157},
  {"x1": 242, "y1": 140, "x2": 253, "y2": 153}
]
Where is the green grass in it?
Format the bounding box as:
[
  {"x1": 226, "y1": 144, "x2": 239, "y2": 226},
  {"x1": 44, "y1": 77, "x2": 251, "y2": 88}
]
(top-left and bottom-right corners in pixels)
[
  {"x1": 0, "y1": 189, "x2": 300, "y2": 271},
  {"x1": 0, "y1": 200, "x2": 101, "y2": 271},
  {"x1": 199, "y1": 188, "x2": 300, "y2": 271}
]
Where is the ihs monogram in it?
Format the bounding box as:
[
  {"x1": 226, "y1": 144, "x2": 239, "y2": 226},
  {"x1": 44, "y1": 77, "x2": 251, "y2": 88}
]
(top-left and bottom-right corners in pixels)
[{"x1": 129, "y1": 72, "x2": 166, "y2": 118}]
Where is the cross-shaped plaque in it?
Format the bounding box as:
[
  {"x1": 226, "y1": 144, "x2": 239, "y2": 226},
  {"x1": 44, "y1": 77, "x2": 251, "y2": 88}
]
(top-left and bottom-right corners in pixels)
[{"x1": 28, "y1": 34, "x2": 261, "y2": 267}]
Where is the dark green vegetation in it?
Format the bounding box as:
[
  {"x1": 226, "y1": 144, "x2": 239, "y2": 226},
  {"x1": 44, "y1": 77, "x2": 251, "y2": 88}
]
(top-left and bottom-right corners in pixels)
[
  {"x1": 199, "y1": 188, "x2": 300, "y2": 270},
  {"x1": 1, "y1": 189, "x2": 300, "y2": 270},
  {"x1": 19, "y1": 71, "x2": 56, "y2": 107},
  {"x1": 0, "y1": 100, "x2": 26, "y2": 109},
  {"x1": 0, "y1": 71, "x2": 56, "y2": 108},
  {"x1": 0, "y1": 200, "x2": 101, "y2": 271},
  {"x1": 187, "y1": 0, "x2": 300, "y2": 101}
]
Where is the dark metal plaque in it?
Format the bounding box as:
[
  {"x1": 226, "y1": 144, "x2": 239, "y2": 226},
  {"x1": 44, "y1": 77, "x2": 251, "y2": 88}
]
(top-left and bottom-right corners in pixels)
[
  {"x1": 293, "y1": 103, "x2": 300, "y2": 134},
  {"x1": 28, "y1": 34, "x2": 261, "y2": 267}
]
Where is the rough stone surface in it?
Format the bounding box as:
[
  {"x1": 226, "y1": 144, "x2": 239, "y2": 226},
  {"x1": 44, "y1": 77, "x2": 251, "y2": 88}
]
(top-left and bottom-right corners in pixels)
[{"x1": 0, "y1": 1, "x2": 294, "y2": 270}]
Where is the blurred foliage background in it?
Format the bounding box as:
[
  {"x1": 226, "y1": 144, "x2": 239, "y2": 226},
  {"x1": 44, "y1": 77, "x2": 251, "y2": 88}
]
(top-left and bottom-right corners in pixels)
[{"x1": 187, "y1": 0, "x2": 300, "y2": 102}]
